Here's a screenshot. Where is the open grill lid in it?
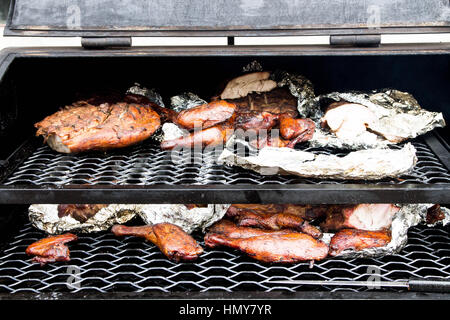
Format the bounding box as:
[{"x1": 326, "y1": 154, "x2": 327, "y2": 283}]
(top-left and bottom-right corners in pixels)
[{"x1": 4, "y1": 0, "x2": 450, "y2": 37}]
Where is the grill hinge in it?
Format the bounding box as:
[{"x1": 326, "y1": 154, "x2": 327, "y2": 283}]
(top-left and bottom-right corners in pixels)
[
  {"x1": 330, "y1": 34, "x2": 381, "y2": 47},
  {"x1": 81, "y1": 37, "x2": 132, "y2": 49}
]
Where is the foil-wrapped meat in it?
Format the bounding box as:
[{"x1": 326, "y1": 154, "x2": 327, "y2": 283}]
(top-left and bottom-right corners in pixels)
[
  {"x1": 29, "y1": 204, "x2": 139, "y2": 234},
  {"x1": 35, "y1": 101, "x2": 161, "y2": 153},
  {"x1": 320, "y1": 204, "x2": 400, "y2": 232},
  {"x1": 309, "y1": 90, "x2": 446, "y2": 149}
]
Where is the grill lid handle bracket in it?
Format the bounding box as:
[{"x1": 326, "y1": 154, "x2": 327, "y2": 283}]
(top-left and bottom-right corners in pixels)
[
  {"x1": 330, "y1": 34, "x2": 381, "y2": 47},
  {"x1": 81, "y1": 37, "x2": 132, "y2": 49}
]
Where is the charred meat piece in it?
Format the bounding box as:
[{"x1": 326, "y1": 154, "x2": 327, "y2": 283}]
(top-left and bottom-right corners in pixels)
[
  {"x1": 235, "y1": 111, "x2": 280, "y2": 131},
  {"x1": 329, "y1": 229, "x2": 391, "y2": 257},
  {"x1": 321, "y1": 103, "x2": 377, "y2": 140},
  {"x1": 320, "y1": 204, "x2": 399, "y2": 232},
  {"x1": 226, "y1": 206, "x2": 322, "y2": 239},
  {"x1": 204, "y1": 231, "x2": 329, "y2": 263},
  {"x1": 220, "y1": 71, "x2": 277, "y2": 100},
  {"x1": 207, "y1": 219, "x2": 295, "y2": 241},
  {"x1": 230, "y1": 87, "x2": 298, "y2": 118},
  {"x1": 111, "y1": 223, "x2": 203, "y2": 262},
  {"x1": 26, "y1": 233, "x2": 78, "y2": 266},
  {"x1": 160, "y1": 121, "x2": 234, "y2": 150},
  {"x1": 279, "y1": 115, "x2": 316, "y2": 141},
  {"x1": 175, "y1": 100, "x2": 236, "y2": 130},
  {"x1": 35, "y1": 101, "x2": 161, "y2": 153},
  {"x1": 247, "y1": 133, "x2": 290, "y2": 149},
  {"x1": 426, "y1": 204, "x2": 445, "y2": 224},
  {"x1": 57, "y1": 204, "x2": 108, "y2": 223}
]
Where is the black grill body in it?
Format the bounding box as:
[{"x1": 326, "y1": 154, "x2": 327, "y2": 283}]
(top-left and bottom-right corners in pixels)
[{"x1": 0, "y1": 45, "x2": 449, "y2": 299}]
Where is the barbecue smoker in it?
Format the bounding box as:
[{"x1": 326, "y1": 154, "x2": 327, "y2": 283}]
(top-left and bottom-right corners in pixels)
[{"x1": 0, "y1": 0, "x2": 449, "y2": 300}]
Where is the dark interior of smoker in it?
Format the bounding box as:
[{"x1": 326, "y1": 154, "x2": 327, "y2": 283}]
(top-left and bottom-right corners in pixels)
[{"x1": 0, "y1": 53, "x2": 449, "y2": 296}]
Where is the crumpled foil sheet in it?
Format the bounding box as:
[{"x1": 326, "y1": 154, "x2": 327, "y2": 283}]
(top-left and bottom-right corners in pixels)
[
  {"x1": 218, "y1": 136, "x2": 417, "y2": 180},
  {"x1": 170, "y1": 92, "x2": 207, "y2": 112},
  {"x1": 306, "y1": 89, "x2": 446, "y2": 150},
  {"x1": 327, "y1": 204, "x2": 450, "y2": 259},
  {"x1": 28, "y1": 204, "x2": 139, "y2": 234},
  {"x1": 29, "y1": 204, "x2": 230, "y2": 235},
  {"x1": 270, "y1": 69, "x2": 316, "y2": 116},
  {"x1": 126, "y1": 83, "x2": 165, "y2": 108},
  {"x1": 138, "y1": 204, "x2": 230, "y2": 234}
]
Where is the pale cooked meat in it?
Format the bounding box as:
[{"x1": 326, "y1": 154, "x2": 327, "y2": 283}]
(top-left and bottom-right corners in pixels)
[
  {"x1": 321, "y1": 103, "x2": 377, "y2": 140},
  {"x1": 35, "y1": 101, "x2": 161, "y2": 153},
  {"x1": 329, "y1": 229, "x2": 391, "y2": 256},
  {"x1": 220, "y1": 72, "x2": 277, "y2": 100},
  {"x1": 321, "y1": 204, "x2": 399, "y2": 232}
]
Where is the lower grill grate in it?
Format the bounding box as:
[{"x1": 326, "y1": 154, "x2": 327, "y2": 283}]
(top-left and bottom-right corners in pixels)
[
  {"x1": 0, "y1": 223, "x2": 448, "y2": 294},
  {"x1": 3, "y1": 137, "x2": 450, "y2": 186}
]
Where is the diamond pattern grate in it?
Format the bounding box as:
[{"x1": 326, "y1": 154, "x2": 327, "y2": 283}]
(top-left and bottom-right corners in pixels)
[
  {"x1": 0, "y1": 223, "x2": 448, "y2": 294},
  {"x1": 3, "y1": 138, "x2": 450, "y2": 186}
]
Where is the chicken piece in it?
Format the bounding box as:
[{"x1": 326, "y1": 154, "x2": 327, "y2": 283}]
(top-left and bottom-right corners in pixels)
[
  {"x1": 175, "y1": 100, "x2": 236, "y2": 130},
  {"x1": 329, "y1": 229, "x2": 391, "y2": 256},
  {"x1": 279, "y1": 115, "x2": 316, "y2": 141},
  {"x1": 321, "y1": 103, "x2": 377, "y2": 140},
  {"x1": 207, "y1": 219, "x2": 296, "y2": 241},
  {"x1": 35, "y1": 101, "x2": 161, "y2": 153},
  {"x1": 226, "y1": 206, "x2": 322, "y2": 239},
  {"x1": 111, "y1": 223, "x2": 203, "y2": 262},
  {"x1": 204, "y1": 231, "x2": 329, "y2": 263},
  {"x1": 220, "y1": 72, "x2": 277, "y2": 100},
  {"x1": 26, "y1": 233, "x2": 78, "y2": 266},
  {"x1": 235, "y1": 111, "x2": 280, "y2": 131},
  {"x1": 160, "y1": 121, "x2": 234, "y2": 150},
  {"x1": 248, "y1": 134, "x2": 291, "y2": 149},
  {"x1": 320, "y1": 204, "x2": 399, "y2": 232},
  {"x1": 426, "y1": 204, "x2": 445, "y2": 224},
  {"x1": 57, "y1": 204, "x2": 108, "y2": 223}
]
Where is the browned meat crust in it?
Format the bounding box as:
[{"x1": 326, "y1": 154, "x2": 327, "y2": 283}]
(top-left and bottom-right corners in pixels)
[
  {"x1": 328, "y1": 229, "x2": 391, "y2": 257},
  {"x1": 26, "y1": 233, "x2": 78, "y2": 266},
  {"x1": 175, "y1": 100, "x2": 236, "y2": 130},
  {"x1": 57, "y1": 204, "x2": 108, "y2": 223},
  {"x1": 226, "y1": 205, "x2": 322, "y2": 239},
  {"x1": 228, "y1": 204, "x2": 330, "y2": 221},
  {"x1": 426, "y1": 204, "x2": 445, "y2": 224},
  {"x1": 35, "y1": 101, "x2": 161, "y2": 153},
  {"x1": 111, "y1": 223, "x2": 203, "y2": 262},
  {"x1": 204, "y1": 230, "x2": 328, "y2": 263}
]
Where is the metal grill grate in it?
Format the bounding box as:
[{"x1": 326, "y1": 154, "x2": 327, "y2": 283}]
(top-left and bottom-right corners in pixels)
[
  {"x1": 4, "y1": 138, "x2": 450, "y2": 186},
  {"x1": 0, "y1": 222, "x2": 448, "y2": 294}
]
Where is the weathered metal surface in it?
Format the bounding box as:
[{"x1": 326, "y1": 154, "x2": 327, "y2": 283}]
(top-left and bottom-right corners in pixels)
[{"x1": 4, "y1": 0, "x2": 450, "y2": 37}]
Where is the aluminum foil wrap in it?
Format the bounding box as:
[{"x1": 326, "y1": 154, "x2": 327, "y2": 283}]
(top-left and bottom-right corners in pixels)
[
  {"x1": 29, "y1": 204, "x2": 230, "y2": 235},
  {"x1": 170, "y1": 92, "x2": 206, "y2": 112},
  {"x1": 138, "y1": 204, "x2": 231, "y2": 234},
  {"x1": 328, "y1": 204, "x2": 450, "y2": 259},
  {"x1": 126, "y1": 83, "x2": 165, "y2": 108},
  {"x1": 306, "y1": 90, "x2": 446, "y2": 150},
  {"x1": 28, "y1": 204, "x2": 139, "y2": 234},
  {"x1": 218, "y1": 136, "x2": 417, "y2": 180}
]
